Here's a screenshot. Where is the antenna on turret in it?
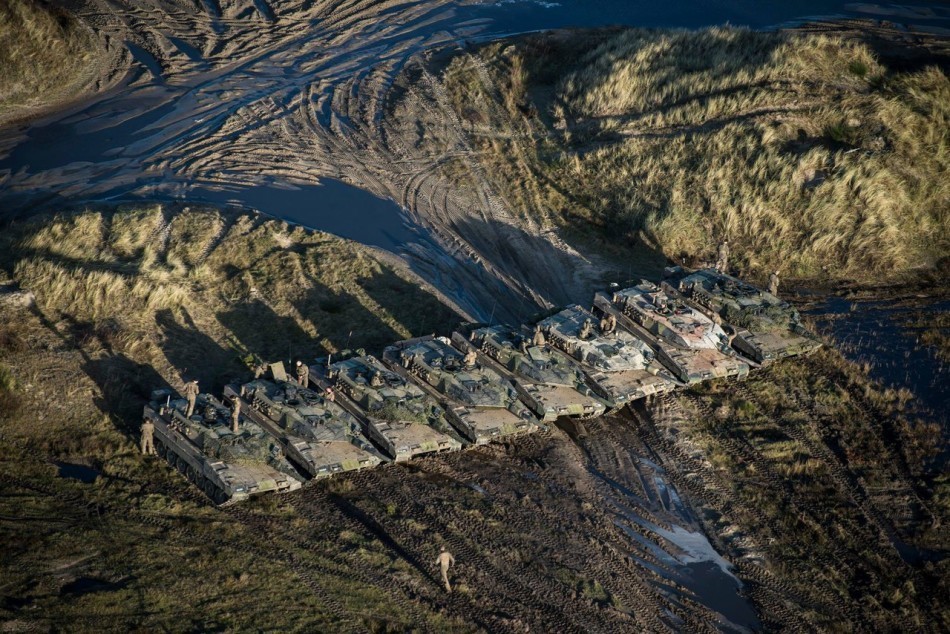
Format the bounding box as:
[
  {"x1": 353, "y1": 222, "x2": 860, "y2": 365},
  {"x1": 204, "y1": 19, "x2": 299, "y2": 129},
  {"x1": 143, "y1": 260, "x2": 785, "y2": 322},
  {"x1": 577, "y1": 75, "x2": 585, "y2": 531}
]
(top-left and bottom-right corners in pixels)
[{"x1": 488, "y1": 300, "x2": 497, "y2": 328}]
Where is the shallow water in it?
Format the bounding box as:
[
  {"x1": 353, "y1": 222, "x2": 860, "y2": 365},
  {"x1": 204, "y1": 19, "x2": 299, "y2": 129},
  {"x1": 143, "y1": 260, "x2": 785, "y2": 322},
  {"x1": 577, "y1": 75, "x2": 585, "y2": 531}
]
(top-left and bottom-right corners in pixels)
[
  {"x1": 54, "y1": 461, "x2": 100, "y2": 484},
  {"x1": 804, "y1": 296, "x2": 950, "y2": 423}
]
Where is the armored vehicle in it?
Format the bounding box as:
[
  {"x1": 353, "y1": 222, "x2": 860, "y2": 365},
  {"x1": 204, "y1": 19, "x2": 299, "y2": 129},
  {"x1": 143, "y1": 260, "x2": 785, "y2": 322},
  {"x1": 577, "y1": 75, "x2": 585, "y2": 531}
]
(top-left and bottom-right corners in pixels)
[
  {"x1": 460, "y1": 326, "x2": 607, "y2": 421},
  {"x1": 594, "y1": 282, "x2": 750, "y2": 384},
  {"x1": 665, "y1": 268, "x2": 821, "y2": 363},
  {"x1": 223, "y1": 376, "x2": 384, "y2": 480},
  {"x1": 144, "y1": 389, "x2": 303, "y2": 505},
  {"x1": 537, "y1": 305, "x2": 677, "y2": 407},
  {"x1": 382, "y1": 335, "x2": 540, "y2": 443},
  {"x1": 311, "y1": 355, "x2": 464, "y2": 461}
]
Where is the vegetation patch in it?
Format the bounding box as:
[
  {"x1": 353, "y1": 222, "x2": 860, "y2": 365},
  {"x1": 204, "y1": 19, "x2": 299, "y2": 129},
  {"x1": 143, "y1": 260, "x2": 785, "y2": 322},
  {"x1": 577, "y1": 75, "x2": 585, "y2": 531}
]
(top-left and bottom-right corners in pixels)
[
  {"x1": 0, "y1": 0, "x2": 98, "y2": 122},
  {"x1": 437, "y1": 27, "x2": 950, "y2": 284}
]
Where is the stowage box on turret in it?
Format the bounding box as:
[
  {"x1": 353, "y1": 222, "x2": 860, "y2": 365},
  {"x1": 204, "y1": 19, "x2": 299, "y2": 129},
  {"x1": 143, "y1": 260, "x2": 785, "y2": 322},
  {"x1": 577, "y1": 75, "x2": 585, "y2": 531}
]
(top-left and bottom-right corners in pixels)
[
  {"x1": 665, "y1": 268, "x2": 821, "y2": 363},
  {"x1": 144, "y1": 389, "x2": 303, "y2": 505},
  {"x1": 311, "y1": 355, "x2": 464, "y2": 461},
  {"x1": 538, "y1": 305, "x2": 677, "y2": 408},
  {"x1": 383, "y1": 335, "x2": 540, "y2": 443},
  {"x1": 223, "y1": 375, "x2": 385, "y2": 480},
  {"x1": 594, "y1": 282, "x2": 749, "y2": 384},
  {"x1": 461, "y1": 326, "x2": 607, "y2": 421}
]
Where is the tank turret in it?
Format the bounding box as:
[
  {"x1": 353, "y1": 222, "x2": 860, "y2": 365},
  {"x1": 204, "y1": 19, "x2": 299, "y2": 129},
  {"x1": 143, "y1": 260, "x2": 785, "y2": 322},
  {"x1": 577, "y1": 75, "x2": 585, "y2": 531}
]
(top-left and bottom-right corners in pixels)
[
  {"x1": 665, "y1": 268, "x2": 821, "y2": 363},
  {"x1": 537, "y1": 305, "x2": 676, "y2": 407},
  {"x1": 461, "y1": 326, "x2": 607, "y2": 421},
  {"x1": 594, "y1": 281, "x2": 750, "y2": 384},
  {"x1": 382, "y1": 335, "x2": 540, "y2": 443},
  {"x1": 144, "y1": 389, "x2": 303, "y2": 505},
  {"x1": 310, "y1": 355, "x2": 464, "y2": 461},
  {"x1": 223, "y1": 376, "x2": 385, "y2": 480}
]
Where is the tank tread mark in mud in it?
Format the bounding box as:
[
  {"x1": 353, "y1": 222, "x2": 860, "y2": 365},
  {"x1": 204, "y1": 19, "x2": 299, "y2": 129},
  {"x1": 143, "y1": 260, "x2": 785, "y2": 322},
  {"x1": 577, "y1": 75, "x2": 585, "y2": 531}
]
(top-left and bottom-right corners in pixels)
[
  {"x1": 223, "y1": 374, "x2": 385, "y2": 481},
  {"x1": 663, "y1": 267, "x2": 822, "y2": 364},
  {"x1": 537, "y1": 305, "x2": 677, "y2": 409},
  {"x1": 310, "y1": 354, "x2": 465, "y2": 462},
  {"x1": 594, "y1": 282, "x2": 750, "y2": 385},
  {"x1": 144, "y1": 389, "x2": 303, "y2": 505},
  {"x1": 459, "y1": 326, "x2": 608, "y2": 422},
  {"x1": 382, "y1": 335, "x2": 540, "y2": 444}
]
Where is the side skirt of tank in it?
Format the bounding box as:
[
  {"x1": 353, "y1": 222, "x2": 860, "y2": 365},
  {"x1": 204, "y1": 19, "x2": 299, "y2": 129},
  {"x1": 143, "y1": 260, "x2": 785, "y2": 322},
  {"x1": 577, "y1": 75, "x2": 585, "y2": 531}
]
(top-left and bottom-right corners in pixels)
[{"x1": 146, "y1": 410, "x2": 235, "y2": 505}]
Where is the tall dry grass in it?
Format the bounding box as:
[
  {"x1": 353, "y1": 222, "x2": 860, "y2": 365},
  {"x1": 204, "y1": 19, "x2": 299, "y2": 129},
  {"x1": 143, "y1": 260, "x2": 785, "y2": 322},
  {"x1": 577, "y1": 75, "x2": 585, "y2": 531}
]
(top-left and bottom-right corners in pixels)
[
  {"x1": 441, "y1": 27, "x2": 950, "y2": 282},
  {"x1": 0, "y1": 0, "x2": 96, "y2": 120}
]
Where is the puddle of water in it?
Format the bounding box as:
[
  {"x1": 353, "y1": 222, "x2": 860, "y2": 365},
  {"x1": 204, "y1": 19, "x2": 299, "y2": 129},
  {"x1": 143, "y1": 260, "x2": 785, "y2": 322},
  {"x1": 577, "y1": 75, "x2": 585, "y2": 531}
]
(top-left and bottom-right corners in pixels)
[
  {"x1": 805, "y1": 296, "x2": 949, "y2": 423},
  {"x1": 60, "y1": 576, "x2": 129, "y2": 597},
  {"x1": 54, "y1": 462, "x2": 100, "y2": 484}
]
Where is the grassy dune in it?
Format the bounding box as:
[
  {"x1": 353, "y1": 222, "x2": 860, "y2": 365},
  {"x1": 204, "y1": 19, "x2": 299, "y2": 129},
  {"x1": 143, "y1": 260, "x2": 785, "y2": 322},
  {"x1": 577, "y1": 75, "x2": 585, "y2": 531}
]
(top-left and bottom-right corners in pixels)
[
  {"x1": 0, "y1": 0, "x2": 97, "y2": 121},
  {"x1": 441, "y1": 27, "x2": 950, "y2": 283}
]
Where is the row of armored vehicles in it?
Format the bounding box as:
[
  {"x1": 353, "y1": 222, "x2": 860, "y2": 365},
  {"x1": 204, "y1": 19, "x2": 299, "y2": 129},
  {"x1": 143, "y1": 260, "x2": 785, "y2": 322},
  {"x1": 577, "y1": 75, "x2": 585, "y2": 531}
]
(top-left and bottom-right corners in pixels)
[{"x1": 144, "y1": 267, "x2": 821, "y2": 504}]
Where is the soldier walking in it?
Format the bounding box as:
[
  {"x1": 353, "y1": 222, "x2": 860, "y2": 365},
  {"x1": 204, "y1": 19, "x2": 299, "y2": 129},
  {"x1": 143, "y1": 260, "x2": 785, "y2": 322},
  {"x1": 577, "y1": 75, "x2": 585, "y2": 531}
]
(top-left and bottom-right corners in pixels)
[
  {"x1": 230, "y1": 398, "x2": 241, "y2": 434},
  {"x1": 140, "y1": 417, "x2": 156, "y2": 455},
  {"x1": 183, "y1": 379, "x2": 199, "y2": 418},
  {"x1": 296, "y1": 360, "x2": 310, "y2": 387},
  {"x1": 768, "y1": 271, "x2": 780, "y2": 296},
  {"x1": 716, "y1": 240, "x2": 730, "y2": 272},
  {"x1": 436, "y1": 547, "x2": 456, "y2": 592}
]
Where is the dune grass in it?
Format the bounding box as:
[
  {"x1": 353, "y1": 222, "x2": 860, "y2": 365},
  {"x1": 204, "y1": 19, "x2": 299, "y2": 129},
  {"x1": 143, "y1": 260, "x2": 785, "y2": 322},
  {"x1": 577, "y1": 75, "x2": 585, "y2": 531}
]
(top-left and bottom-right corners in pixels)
[
  {"x1": 439, "y1": 27, "x2": 950, "y2": 284},
  {"x1": 0, "y1": 0, "x2": 97, "y2": 122}
]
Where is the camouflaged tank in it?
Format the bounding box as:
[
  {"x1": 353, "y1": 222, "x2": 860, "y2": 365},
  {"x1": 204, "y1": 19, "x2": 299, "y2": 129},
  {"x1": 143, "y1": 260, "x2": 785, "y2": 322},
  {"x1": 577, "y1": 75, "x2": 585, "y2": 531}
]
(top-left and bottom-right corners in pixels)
[
  {"x1": 144, "y1": 389, "x2": 303, "y2": 505},
  {"x1": 537, "y1": 305, "x2": 677, "y2": 407},
  {"x1": 594, "y1": 282, "x2": 750, "y2": 384},
  {"x1": 223, "y1": 378, "x2": 385, "y2": 480},
  {"x1": 382, "y1": 335, "x2": 539, "y2": 443},
  {"x1": 311, "y1": 355, "x2": 464, "y2": 461},
  {"x1": 665, "y1": 267, "x2": 822, "y2": 364},
  {"x1": 460, "y1": 326, "x2": 607, "y2": 421}
]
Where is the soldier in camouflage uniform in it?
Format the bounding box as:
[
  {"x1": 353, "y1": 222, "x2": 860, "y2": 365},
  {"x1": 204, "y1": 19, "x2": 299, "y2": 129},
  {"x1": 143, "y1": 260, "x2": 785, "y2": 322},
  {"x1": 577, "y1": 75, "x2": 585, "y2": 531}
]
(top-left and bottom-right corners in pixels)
[
  {"x1": 532, "y1": 326, "x2": 546, "y2": 347},
  {"x1": 230, "y1": 398, "x2": 241, "y2": 434},
  {"x1": 296, "y1": 360, "x2": 309, "y2": 387},
  {"x1": 436, "y1": 547, "x2": 456, "y2": 592},
  {"x1": 183, "y1": 379, "x2": 199, "y2": 418},
  {"x1": 140, "y1": 417, "x2": 155, "y2": 455},
  {"x1": 716, "y1": 240, "x2": 730, "y2": 272},
  {"x1": 463, "y1": 349, "x2": 477, "y2": 368},
  {"x1": 579, "y1": 318, "x2": 593, "y2": 340},
  {"x1": 768, "y1": 271, "x2": 780, "y2": 296}
]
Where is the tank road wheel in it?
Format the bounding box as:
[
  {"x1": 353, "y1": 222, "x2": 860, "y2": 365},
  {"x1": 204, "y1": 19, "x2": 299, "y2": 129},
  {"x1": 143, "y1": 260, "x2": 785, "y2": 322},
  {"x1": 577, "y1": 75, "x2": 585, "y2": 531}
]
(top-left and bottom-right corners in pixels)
[
  {"x1": 185, "y1": 465, "x2": 198, "y2": 484},
  {"x1": 212, "y1": 487, "x2": 228, "y2": 506},
  {"x1": 203, "y1": 480, "x2": 216, "y2": 500},
  {"x1": 156, "y1": 440, "x2": 167, "y2": 458}
]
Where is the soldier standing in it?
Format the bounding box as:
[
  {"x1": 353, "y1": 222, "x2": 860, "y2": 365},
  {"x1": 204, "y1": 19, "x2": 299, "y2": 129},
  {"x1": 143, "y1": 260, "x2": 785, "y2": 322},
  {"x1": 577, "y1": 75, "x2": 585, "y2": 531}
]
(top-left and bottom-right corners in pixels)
[
  {"x1": 140, "y1": 418, "x2": 156, "y2": 455},
  {"x1": 768, "y1": 271, "x2": 780, "y2": 296},
  {"x1": 716, "y1": 240, "x2": 730, "y2": 272},
  {"x1": 296, "y1": 360, "x2": 310, "y2": 387},
  {"x1": 436, "y1": 547, "x2": 456, "y2": 592},
  {"x1": 532, "y1": 326, "x2": 546, "y2": 347},
  {"x1": 183, "y1": 379, "x2": 199, "y2": 418},
  {"x1": 230, "y1": 398, "x2": 241, "y2": 434}
]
